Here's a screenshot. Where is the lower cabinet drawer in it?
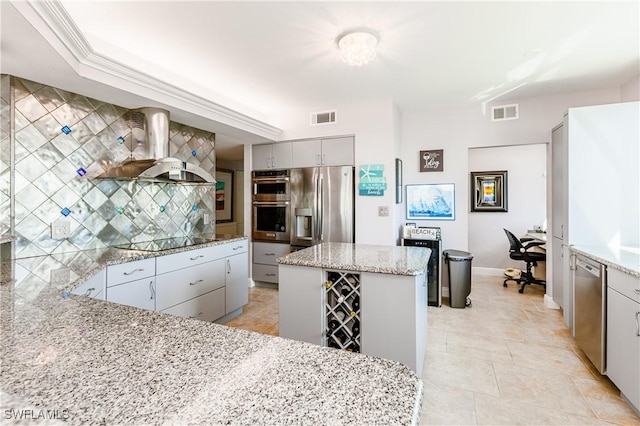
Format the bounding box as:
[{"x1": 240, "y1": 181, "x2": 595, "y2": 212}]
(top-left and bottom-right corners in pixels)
[
  {"x1": 253, "y1": 264, "x2": 279, "y2": 283},
  {"x1": 161, "y1": 287, "x2": 226, "y2": 322},
  {"x1": 106, "y1": 277, "x2": 156, "y2": 311},
  {"x1": 155, "y1": 259, "x2": 225, "y2": 311}
]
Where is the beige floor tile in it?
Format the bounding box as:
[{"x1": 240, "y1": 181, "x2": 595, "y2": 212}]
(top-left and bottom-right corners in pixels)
[
  {"x1": 573, "y1": 377, "x2": 640, "y2": 425},
  {"x1": 473, "y1": 392, "x2": 586, "y2": 425},
  {"x1": 419, "y1": 381, "x2": 477, "y2": 425},
  {"x1": 222, "y1": 274, "x2": 640, "y2": 425},
  {"x1": 422, "y1": 351, "x2": 500, "y2": 396},
  {"x1": 492, "y1": 362, "x2": 595, "y2": 418}
]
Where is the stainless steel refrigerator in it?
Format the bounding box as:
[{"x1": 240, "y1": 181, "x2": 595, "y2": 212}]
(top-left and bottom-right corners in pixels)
[{"x1": 289, "y1": 166, "x2": 355, "y2": 249}]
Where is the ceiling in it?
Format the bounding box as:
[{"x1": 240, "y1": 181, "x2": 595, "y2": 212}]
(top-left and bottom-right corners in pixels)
[{"x1": 2, "y1": 1, "x2": 639, "y2": 161}]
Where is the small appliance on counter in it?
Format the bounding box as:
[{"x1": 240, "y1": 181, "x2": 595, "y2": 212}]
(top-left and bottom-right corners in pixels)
[{"x1": 402, "y1": 225, "x2": 442, "y2": 307}]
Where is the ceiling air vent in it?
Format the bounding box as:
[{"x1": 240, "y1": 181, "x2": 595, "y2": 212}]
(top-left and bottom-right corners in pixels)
[
  {"x1": 492, "y1": 104, "x2": 519, "y2": 121},
  {"x1": 310, "y1": 110, "x2": 337, "y2": 126}
]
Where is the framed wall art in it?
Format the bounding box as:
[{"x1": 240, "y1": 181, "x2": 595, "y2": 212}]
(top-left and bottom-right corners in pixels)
[
  {"x1": 406, "y1": 183, "x2": 455, "y2": 220},
  {"x1": 470, "y1": 170, "x2": 508, "y2": 212},
  {"x1": 215, "y1": 169, "x2": 234, "y2": 222},
  {"x1": 395, "y1": 158, "x2": 403, "y2": 204},
  {"x1": 419, "y1": 149, "x2": 444, "y2": 172}
]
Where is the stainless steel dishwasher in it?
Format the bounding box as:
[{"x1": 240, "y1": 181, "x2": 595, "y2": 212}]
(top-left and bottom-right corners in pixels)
[{"x1": 573, "y1": 254, "x2": 607, "y2": 374}]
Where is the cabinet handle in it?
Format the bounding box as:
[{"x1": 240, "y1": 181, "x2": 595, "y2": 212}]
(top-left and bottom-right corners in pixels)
[
  {"x1": 84, "y1": 287, "x2": 95, "y2": 297},
  {"x1": 190, "y1": 312, "x2": 203, "y2": 318},
  {"x1": 636, "y1": 312, "x2": 640, "y2": 337},
  {"x1": 634, "y1": 289, "x2": 640, "y2": 295},
  {"x1": 227, "y1": 259, "x2": 232, "y2": 274},
  {"x1": 149, "y1": 280, "x2": 155, "y2": 300},
  {"x1": 322, "y1": 154, "x2": 326, "y2": 165},
  {"x1": 189, "y1": 279, "x2": 204, "y2": 286},
  {"x1": 316, "y1": 154, "x2": 321, "y2": 165},
  {"x1": 233, "y1": 245, "x2": 243, "y2": 251},
  {"x1": 124, "y1": 268, "x2": 144, "y2": 276},
  {"x1": 190, "y1": 255, "x2": 205, "y2": 261},
  {"x1": 266, "y1": 273, "x2": 276, "y2": 277},
  {"x1": 265, "y1": 252, "x2": 276, "y2": 256}
]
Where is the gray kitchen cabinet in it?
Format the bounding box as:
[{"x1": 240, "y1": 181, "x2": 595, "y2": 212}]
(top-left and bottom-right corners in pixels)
[
  {"x1": 278, "y1": 263, "x2": 428, "y2": 373},
  {"x1": 252, "y1": 142, "x2": 292, "y2": 170},
  {"x1": 291, "y1": 136, "x2": 354, "y2": 168},
  {"x1": 106, "y1": 258, "x2": 156, "y2": 310},
  {"x1": 155, "y1": 259, "x2": 225, "y2": 311},
  {"x1": 253, "y1": 241, "x2": 290, "y2": 284},
  {"x1": 278, "y1": 265, "x2": 324, "y2": 345},
  {"x1": 107, "y1": 277, "x2": 156, "y2": 311},
  {"x1": 606, "y1": 268, "x2": 640, "y2": 412},
  {"x1": 106, "y1": 257, "x2": 156, "y2": 287},
  {"x1": 162, "y1": 287, "x2": 226, "y2": 322},
  {"x1": 225, "y1": 251, "x2": 249, "y2": 314},
  {"x1": 360, "y1": 271, "x2": 427, "y2": 375},
  {"x1": 72, "y1": 269, "x2": 106, "y2": 300}
]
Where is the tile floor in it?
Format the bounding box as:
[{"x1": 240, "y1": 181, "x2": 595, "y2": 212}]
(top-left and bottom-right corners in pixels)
[{"x1": 223, "y1": 273, "x2": 640, "y2": 425}]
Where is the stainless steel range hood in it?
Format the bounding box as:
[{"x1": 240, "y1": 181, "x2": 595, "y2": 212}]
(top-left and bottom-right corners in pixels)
[{"x1": 97, "y1": 108, "x2": 215, "y2": 184}]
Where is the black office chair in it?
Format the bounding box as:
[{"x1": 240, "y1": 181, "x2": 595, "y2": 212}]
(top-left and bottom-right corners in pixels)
[{"x1": 503, "y1": 228, "x2": 546, "y2": 294}]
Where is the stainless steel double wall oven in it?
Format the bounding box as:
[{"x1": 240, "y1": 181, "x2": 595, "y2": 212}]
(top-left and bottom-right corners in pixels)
[{"x1": 252, "y1": 170, "x2": 291, "y2": 242}]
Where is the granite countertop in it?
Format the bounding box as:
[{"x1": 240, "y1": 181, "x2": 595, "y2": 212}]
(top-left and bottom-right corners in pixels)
[
  {"x1": 569, "y1": 245, "x2": 640, "y2": 277},
  {"x1": 277, "y1": 242, "x2": 431, "y2": 276},
  {"x1": 0, "y1": 239, "x2": 422, "y2": 424}
]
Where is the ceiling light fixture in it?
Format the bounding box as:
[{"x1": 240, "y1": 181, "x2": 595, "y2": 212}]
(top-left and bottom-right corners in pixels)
[{"x1": 336, "y1": 29, "x2": 379, "y2": 67}]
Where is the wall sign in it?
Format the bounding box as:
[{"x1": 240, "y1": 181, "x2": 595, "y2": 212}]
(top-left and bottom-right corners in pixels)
[
  {"x1": 419, "y1": 149, "x2": 444, "y2": 172},
  {"x1": 359, "y1": 164, "x2": 387, "y2": 196}
]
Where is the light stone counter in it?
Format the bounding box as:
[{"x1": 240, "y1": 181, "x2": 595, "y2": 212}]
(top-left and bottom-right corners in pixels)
[
  {"x1": 0, "y1": 239, "x2": 422, "y2": 425},
  {"x1": 570, "y1": 245, "x2": 640, "y2": 277},
  {"x1": 277, "y1": 242, "x2": 431, "y2": 275}
]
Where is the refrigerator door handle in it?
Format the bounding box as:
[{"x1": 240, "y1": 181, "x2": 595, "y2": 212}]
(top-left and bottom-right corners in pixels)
[
  {"x1": 318, "y1": 174, "x2": 324, "y2": 241},
  {"x1": 314, "y1": 173, "x2": 320, "y2": 242}
]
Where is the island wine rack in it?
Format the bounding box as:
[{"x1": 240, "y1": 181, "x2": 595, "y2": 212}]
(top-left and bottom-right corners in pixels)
[{"x1": 324, "y1": 271, "x2": 361, "y2": 353}]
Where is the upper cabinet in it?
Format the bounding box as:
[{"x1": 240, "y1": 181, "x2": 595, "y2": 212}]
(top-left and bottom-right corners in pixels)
[
  {"x1": 252, "y1": 142, "x2": 292, "y2": 170},
  {"x1": 291, "y1": 137, "x2": 354, "y2": 168}
]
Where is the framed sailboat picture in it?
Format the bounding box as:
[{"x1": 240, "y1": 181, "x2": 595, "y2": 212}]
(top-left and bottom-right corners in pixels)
[{"x1": 406, "y1": 183, "x2": 455, "y2": 220}]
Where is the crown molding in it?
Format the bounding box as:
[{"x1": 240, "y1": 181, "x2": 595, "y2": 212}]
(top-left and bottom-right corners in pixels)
[{"x1": 14, "y1": 0, "x2": 282, "y2": 139}]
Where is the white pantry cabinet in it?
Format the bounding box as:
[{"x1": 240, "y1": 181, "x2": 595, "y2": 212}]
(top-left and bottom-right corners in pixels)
[
  {"x1": 291, "y1": 137, "x2": 354, "y2": 168},
  {"x1": 606, "y1": 268, "x2": 640, "y2": 412},
  {"x1": 252, "y1": 142, "x2": 292, "y2": 170}
]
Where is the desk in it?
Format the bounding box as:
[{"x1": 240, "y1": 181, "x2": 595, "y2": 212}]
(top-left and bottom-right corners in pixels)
[{"x1": 526, "y1": 232, "x2": 547, "y2": 280}]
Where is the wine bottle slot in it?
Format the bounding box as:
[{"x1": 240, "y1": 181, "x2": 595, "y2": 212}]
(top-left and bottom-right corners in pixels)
[
  {"x1": 351, "y1": 319, "x2": 360, "y2": 336},
  {"x1": 347, "y1": 276, "x2": 357, "y2": 285},
  {"x1": 334, "y1": 310, "x2": 346, "y2": 321},
  {"x1": 352, "y1": 296, "x2": 360, "y2": 310}
]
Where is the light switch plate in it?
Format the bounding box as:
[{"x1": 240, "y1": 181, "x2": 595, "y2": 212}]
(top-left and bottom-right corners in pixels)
[
  {"x1": 51, "y1": 220, "x2": 70, "y2": 239},
  {"x1": 378, "y1": 206, "x2": 389, "y2": 217},
  {"x1": 204, "y1": 213, "x2": 210, "y2": 225}
]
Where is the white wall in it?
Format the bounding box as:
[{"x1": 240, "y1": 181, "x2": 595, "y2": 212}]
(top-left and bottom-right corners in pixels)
[
  {"x1": 401, "y1": 88, "x2": 620, "y2": 252},
  {"x1": 468, "y1": 144, "x2": 547, "y2": 269},
  {"x1": 620, "y1": 74, "x2": 640, "y2": 102},
  {"x1": 275, "y1": 98, "x2": 401, "y2": 245},
  {"x1": 567, "y1": 101, "x2": 640, "y2": 247}
]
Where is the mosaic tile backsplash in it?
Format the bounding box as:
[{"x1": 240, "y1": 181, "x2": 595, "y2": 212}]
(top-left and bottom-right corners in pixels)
[
  {"x1": 1, "y1": 75, "x2": 11, "y2": 239},
  {"x1": 3, "y1": 75, "x2": 216, "y2": 258}
]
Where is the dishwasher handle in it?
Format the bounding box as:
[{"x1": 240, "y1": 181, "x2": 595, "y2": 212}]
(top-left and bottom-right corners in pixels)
[{"x1": 576, "y1": 257, "x2": 601, "y2": 278}]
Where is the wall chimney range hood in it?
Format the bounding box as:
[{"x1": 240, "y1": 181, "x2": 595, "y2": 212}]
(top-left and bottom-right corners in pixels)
[{"x1": 97, "y1": 108, "x2": 215, "y2": 184}]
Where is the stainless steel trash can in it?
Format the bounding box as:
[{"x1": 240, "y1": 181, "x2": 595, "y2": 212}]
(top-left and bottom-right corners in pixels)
[{"x1": 443, "y1": 249, "x2": 473, "y2": 308}]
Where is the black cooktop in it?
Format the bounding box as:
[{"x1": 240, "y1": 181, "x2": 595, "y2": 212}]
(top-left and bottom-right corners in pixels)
[{"x1": 114, "y1": 236, "x2": 217, "y2": 252}]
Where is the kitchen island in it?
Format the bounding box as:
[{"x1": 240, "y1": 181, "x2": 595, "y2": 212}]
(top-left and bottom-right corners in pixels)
[
  {"x1": 277, "y1": 242, "x2": 430, "y2": 374},
  {"x1": 0, "y1": 240, "x2": 422, "y2": 424}
]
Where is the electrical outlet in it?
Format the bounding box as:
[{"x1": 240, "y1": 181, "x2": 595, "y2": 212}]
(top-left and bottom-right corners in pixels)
[
  {"x1": 51, "y1": 220, "x2": 70, "y2": 239},
  {"x1": 51, "y1": 267, "x2": 70, "y2": 285},
  {"x1": 378, "y1": 206, "x2": 389, "y2": 217},
  {"x1": 204, "y1": 213, "x2": 210, "y2": 225}
]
